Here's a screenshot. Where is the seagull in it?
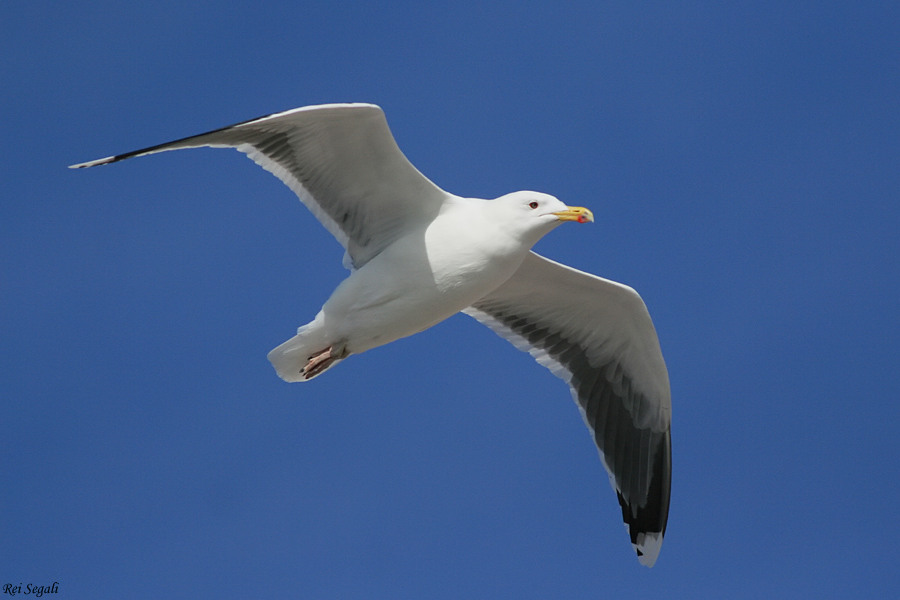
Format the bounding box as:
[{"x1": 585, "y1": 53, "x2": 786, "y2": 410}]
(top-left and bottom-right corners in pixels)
[{"x1": 70, "y1": 103, "x2": 672, "y2": 566}]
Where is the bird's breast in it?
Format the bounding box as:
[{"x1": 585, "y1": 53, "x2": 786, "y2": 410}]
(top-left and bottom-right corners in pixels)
[
  {"x1": 319, "y1": 217, "x2": 528, "y2": 354},
  {"x1": 422, "y1": 210, "x2": 527, "y2": 294}
]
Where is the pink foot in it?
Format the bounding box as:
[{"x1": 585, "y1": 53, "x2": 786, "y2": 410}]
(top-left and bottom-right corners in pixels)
[{"x1": 302, "y1": 344, "x2": 348, "y2": 379}]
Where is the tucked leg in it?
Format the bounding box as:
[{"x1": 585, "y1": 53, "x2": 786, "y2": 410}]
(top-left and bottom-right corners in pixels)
[{"x1": 302, "y1": 343, "x2": 349, "y2": 379}]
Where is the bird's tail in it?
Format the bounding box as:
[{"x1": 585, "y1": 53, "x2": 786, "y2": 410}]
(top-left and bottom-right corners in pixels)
[{"x1": 267, "y1": 324, "x2": 344, "y2": 382}]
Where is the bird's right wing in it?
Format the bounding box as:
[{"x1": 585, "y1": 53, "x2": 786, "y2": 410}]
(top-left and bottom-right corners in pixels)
[{"x1": 70, "y1": 104, "x2": 453, "y2": 269}]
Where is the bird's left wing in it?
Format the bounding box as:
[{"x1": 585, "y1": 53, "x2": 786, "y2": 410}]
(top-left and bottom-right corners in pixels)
[
  {"x1": 464, "y1": 251, "x2": 672, "y2": 566},
  {"x1": 70, "y1": 104, "x2": 452, "y2": 269}
]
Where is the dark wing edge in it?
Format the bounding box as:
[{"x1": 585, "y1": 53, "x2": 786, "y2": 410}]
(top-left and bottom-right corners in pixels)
[
  {"x1": 463, "y1": 252, "x2": 672, "y2": 566},
  {"x1": 67, "y1": 105, "x2": 343, "y2": 169}
]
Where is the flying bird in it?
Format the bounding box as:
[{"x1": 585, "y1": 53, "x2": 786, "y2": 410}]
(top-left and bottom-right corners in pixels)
[{"x1": 71, "y1": 103, "x2": 672, "y2": 566}]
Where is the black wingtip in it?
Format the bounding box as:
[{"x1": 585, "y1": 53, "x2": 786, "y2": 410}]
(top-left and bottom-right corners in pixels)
[
  {"x1": 617, "y1": 429, "x2": 671, "y2": 566},
  {"x1": 69, "y1": 155, "x2": 119, "y2": 169}
]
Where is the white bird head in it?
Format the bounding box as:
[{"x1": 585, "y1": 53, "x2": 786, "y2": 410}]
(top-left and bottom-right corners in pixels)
[{"x1": 488, "y1": 191, "x2": 594, "y2": 247}]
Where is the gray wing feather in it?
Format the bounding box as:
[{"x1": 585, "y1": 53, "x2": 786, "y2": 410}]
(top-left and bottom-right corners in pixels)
[
  {"x1": 464, "y1": 251, "x2": 672, "y2": 566},
  {"x1": 70, "y1": 104, "x2": 451, "y2": 268}
]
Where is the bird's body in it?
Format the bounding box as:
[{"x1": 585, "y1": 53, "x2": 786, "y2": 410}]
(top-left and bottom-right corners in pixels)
[
  {"x1": 71, "y1": 104, "x2": 672, "y2": 566},
  {"x1": 272, "y1": 192, "x2": 569, "y2": 379}
]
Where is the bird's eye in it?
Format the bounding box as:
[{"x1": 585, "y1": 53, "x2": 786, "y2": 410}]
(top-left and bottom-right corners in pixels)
[{"x1": 528, "y1": 201, "x2": 539, "y2": 209}]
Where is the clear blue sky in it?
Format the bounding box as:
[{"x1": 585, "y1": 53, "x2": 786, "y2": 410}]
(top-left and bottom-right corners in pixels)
[{"x1": 3, "y1": 2, "x2": 898, "y2": 597}]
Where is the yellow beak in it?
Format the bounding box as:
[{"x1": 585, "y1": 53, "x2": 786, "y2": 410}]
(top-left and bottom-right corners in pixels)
[{"x1": 553, "y1": 206, "x2": 594, "y2": 224}]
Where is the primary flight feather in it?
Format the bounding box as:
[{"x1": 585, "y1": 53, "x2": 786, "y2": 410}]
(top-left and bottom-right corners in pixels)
[{"x1": 71, "y1": 103, "x2": 672, "y2": 566}]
